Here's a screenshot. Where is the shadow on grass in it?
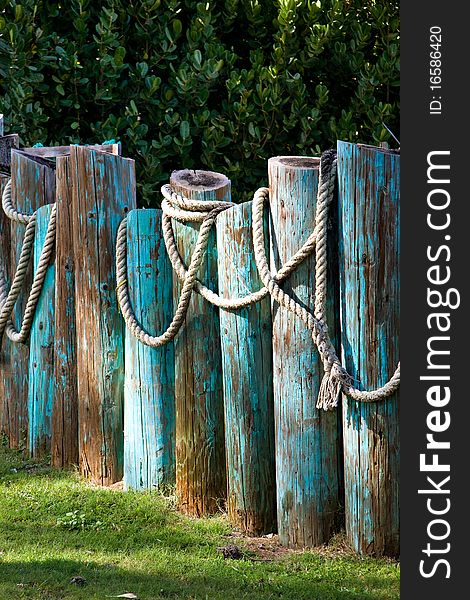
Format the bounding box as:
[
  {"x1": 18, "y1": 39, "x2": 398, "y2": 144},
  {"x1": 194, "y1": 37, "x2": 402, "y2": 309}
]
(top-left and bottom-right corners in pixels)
[
  {"x1": 1, "y1": 467, "x2": 223, "y2": 556},
  {"x1": 0, "y1": 557, "x2": 397, "y2": 600},
  {"x1": 0, "y1": 448, "x2": 399, "y2": 600}
]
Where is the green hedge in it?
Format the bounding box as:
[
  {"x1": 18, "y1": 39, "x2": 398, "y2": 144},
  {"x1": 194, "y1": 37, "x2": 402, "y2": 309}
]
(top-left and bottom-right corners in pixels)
[{"x1": 0, "y1": 0, "x2": 399, "y2": 205}]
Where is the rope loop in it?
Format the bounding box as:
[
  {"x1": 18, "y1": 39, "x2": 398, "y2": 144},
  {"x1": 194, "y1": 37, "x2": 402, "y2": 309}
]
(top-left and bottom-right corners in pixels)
[
  {"x1": 117, "y1": 151, "x2": 400, "y2": 409},
  {"x1": 0, "y1": 153, "x2": 401, "y2": 408},
  {"x1": 0, "y1": 179, "x2": 56, "y2": 345},
  {"x1": 2, "y1": 179, "x2": 34, "y2": 225}
]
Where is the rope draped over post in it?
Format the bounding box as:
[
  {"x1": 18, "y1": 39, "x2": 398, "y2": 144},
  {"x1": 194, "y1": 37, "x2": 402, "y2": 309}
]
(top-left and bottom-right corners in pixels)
[
  {"x1": 0, "y1": 150, "x2": 400, "y2": 411},
  {"x1": 116, "y1": 150, "x2": 400, "y2": 410},
  {"x1": 0, "y1": 178, "x2": 57, "y2": 345}
]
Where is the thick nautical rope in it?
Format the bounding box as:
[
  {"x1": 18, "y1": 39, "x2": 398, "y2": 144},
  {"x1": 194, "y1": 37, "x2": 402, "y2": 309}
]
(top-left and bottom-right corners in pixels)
[
  {"x1": 0, "y1": 178, "x2": 57, "y2": 344},
  {"x1": 251, "y1": 152, "x2": 401, "y2": 408},
  {"x1": 116, "y1": 187, "x2": 319, "y2": 342},
  {"x1": 116, "y1": 151, "x2": 400, "y2": 409}
]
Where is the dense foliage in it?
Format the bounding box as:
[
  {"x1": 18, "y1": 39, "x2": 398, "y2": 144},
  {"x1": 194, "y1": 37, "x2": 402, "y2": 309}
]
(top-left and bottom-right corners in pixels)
[{"x1": 0, "y1": 1, "x2": 399, "y2": 205}]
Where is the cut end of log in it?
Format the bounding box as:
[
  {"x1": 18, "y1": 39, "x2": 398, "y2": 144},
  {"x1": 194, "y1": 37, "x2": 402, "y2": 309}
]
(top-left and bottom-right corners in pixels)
[
  {"x1": 170, "y1": 169, "x2": 230, "y2": 191},
  {"x1": 357, "y1": 143, "x2": 400, "y2": 156},
  {"x1": 0, "y1": 135, "x2": 20, "y2": 172},
  {"x1": 269, "y1": 156, "x2": 320, "y2": 170}
]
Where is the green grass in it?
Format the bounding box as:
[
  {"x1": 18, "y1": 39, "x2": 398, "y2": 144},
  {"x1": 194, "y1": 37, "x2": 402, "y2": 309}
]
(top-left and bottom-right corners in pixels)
[{"x1": 0, "y1": 445, "x2": 399, "y2": 600}]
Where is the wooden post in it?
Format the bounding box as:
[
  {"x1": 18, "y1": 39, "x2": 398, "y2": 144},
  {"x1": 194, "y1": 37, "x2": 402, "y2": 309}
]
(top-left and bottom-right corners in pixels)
[
  {"x1": 268, "y1": 156, "x2": 343, "y2": 548},
  {"x1": 0, "y1": 133, "x2": 20, "y2": 443},
  {"x1": 337, "y1": 141, "x2": 400, "y2": 557},
  {"x1": 124, "y1": 208, "x2": 175, "y2": 490},
  {"x1": 52, "y1": 144, "x2": 120, "y2": 468},
  {"x1": 170, "y1": 169, "x2": 228, "y2": 516},
  {"x1": 0, "y1": 133, "x2": 20, "y2": 173},
  {"x1": 52, "y1": 156, "x2": 78, "y2": 467},
  {"x1": 27, "y1": 204, "x2": 55, "y2": 457},
  {"x1": 0, "y1": 172, "x2": 12, "y2": 441},
  {"x1": 8, "y1": 150, "x2": 55, "y2": 449},
  {"x1": 70, "y1": 147, "x2": 136, "y2": 485},
  {"x1": 23, "y1": 143, "x2": 121, "y2": 159},
  {"x1": 216, "y1": 202, "x2": 276, "y2": 535}
]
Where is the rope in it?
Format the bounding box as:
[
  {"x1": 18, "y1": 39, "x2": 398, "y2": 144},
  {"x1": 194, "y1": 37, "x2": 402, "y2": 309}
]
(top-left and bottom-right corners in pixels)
[
  {"x1": 0, "y1": 178, "x2": 56, "y2": 344},
  {"x1": 2, "y1": 178, "x2": 33, "y2": 225},
  {"x1": 250, "y1": 152, "x2": 400, "y2": 408},
  {"x1": 116, "y1": 152, "x2": 400, "y2": 409}
]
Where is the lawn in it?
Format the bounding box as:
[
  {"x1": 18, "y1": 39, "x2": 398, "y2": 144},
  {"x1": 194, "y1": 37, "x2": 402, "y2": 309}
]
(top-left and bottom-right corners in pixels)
[{"x1": 0, "y1": 444, "x2": 399, "y2": 600}]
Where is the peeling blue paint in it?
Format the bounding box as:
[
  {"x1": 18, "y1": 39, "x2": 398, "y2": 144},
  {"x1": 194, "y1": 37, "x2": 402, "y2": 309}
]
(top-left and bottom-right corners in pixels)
[
  {"x1": 268, "y1": 157, "x2": 343, "y2": 548},
  {"x1": 217, "y1": 201, "x2": 276, "y2": 535},
  {"x1": 124, "y1": 209, "x2": 175, "y2": 490},
  {"x1": 337, "y1": 141, "x2": 400, "y2": 557},
  {"x1": 28, "y1": 204, "x2": 55, "y2": 456}
]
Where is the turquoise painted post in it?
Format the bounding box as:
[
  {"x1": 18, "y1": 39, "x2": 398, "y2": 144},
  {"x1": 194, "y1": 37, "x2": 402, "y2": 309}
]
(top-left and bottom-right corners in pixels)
[
  {"x1": 70, "y1": 147, "x2": 136, "y2": 485},
  {"x1": 28, "y1": 204, "x2": 55, "y2": 457},
  {"x1": 216, "y1": 201, "x2": 276, "y2": 536},
  {"x1": 268, "y1": 156, "x2": 343, "y2": 548},
  {"x1": 124, "y1": 208, "x2": 175, "y2": 490},
  {"x1": 0, "y1": 173, "x2": 12, "y2": 441},
  {"x1": 337, "y1": 141, "x2": 400, "y2": 557},
  {"x1": 0, "y1": 132, "x2": 19, "y2": 443},
  {"x1": 9, "y1": 150, "x2": 55, "y2": 450},
  {"x1": 170, "y1": 169, "x2": 229, "y2": 516}
]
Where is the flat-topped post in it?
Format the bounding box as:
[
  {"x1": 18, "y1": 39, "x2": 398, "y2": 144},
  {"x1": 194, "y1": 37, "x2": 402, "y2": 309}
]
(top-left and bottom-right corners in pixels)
[
  {"x1": 28, "y1": 204, "x2": 55, "y2": 457},
  {"x1": 124, "y1": 208, "x2": 175, "y2": 490},
  {"x1": 268, "y1": 156, "x2": 343, "y2": 548},
  {"x1": 170, "y1": 169, "x2": 229, "y2": 516},
  {"x1": 8, "y1": 150, "x2": 55, "y2": 450},
  {"x1": 70, "y1": 147, "x2": 136, "y2": 484},
  {"x1": 217, "y1": 201, "x2": 276, "y2": 535},
  {"x1": 337, "y1": 141, "x2": 400, "y2": 557}
]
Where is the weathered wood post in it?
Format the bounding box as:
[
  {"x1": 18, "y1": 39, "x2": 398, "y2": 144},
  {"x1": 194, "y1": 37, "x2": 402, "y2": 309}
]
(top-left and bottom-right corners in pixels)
[
  {"x1": 170, "y1": 169, "x2": 228, "y2": 516},
  {"x1": 9, "y1": 150, "x2": 55, "y2": 449},
  {"x1": 337, "y1": 141, "x2": 400, "y2": 557},
  {"x1": 0, "y1": 128, "x2": 19, "y2": 441},
  {"x1": 28, "y1": 204, "x2": 55, "y2": 457},
  {"x1": 70, "y1": 147, "x2": 136, "y2": 484},
  {"x1": 268, "y1": 156, "x2": 343, "y2": 548},
  {"x1": 0, "y1": 129, "x2": 19, "y2": 174},
  {"x1": 216, "y1": 202, "x2": 276, "y2": 535},
  {"x1": 52, "y1": 155, "x2": 78, "y2": 467},
  {"x1": 124, "y1": 208, "x2": 175, "y2": 490},
  {"x1": 0, "y1": 170, "x2": 11, "y2": 440},
  {"x1": 53, "y1": 145, "x2": 120, "y2": 468}
]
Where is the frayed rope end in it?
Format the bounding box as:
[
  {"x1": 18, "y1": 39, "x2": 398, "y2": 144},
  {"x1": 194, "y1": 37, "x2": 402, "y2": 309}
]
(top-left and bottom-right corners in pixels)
[
  {"x1": 316, "y1": 362, "x2": 353, "y2": 411},
  {"x1": 316, "y1": 370, "x2": 342, "y2": 411}
]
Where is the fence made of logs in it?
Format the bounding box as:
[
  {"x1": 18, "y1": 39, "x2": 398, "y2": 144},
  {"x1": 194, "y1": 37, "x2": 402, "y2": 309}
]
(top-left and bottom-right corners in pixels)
[{"x1": 0, "y1": 125, "x2": 400, "y2": 557}]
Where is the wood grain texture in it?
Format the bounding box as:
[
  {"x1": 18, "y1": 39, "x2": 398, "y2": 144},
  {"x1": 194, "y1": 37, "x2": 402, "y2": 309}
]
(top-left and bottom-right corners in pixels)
[
  {"x1": 28, "y1": 204, "x2": 55, "y2": 457},
  {"x1": 0, "y1": 173, "x2": 12, "y2": 440},
  {"x1": 8, "y1": 151, "x2": 55, "y2": 450},
  {"x1": 216, "y1": 201, "x2": 276, "y2": 535},
  {"x1": 70, "y1": 147, "x2": 136, "y2": 485},
  {"x1": 0, "y1": 134, "x2": 20, "y2": 443},
  {"x1": 124, "y1": 209, "x2": 175, "y2": 490},
  {"x1": 170, "y1": 169, "x2": 229, "y2": 516},
  {"x1": 53, "y1": 146, "x2": 120, "y2": 467},
  {"x1": 337, "y1": 141, "x2": 400, "y2": 557},
  {"x1": 23, "y1": 144, "x2": 121, "y2": 159},
  {"x1": 268, "y1": 156, "x2": 343, "y2": 548},
  {"x1": 52, "y1": 156, "x2": 79, "y2": 467}
]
